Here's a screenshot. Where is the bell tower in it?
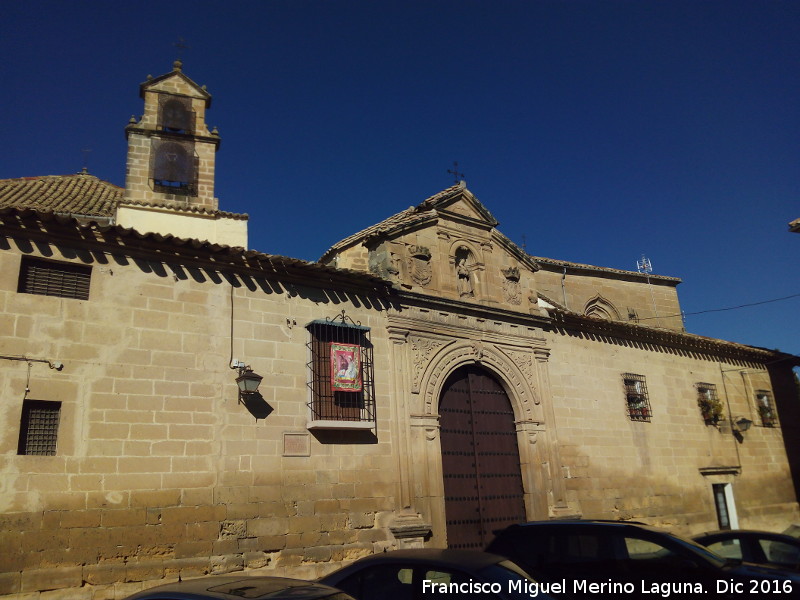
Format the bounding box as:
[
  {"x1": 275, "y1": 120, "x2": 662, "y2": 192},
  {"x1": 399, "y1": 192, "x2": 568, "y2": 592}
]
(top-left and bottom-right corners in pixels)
[
  {"x1": 118, "y1": 61, "x2": 248, "y2": 247},
  {"x1": 123, "y1": 59, "x2": 219, "y2": 209}
]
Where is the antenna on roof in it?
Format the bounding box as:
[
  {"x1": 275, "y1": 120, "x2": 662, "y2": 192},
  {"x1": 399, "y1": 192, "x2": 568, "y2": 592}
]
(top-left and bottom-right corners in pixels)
[
  {"x1": 637, "y1": 254, "x2": 661, "y2": 326},
  {"x1": 636, "y1": 254, "x2": 652, "y2": 274},
  {"x1": 447, "y1": 161, "x2": 465, "y2": 184}
]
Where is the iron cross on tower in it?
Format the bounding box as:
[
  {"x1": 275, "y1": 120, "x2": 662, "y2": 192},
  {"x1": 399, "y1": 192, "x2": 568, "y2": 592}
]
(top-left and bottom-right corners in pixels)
[
  {"x1": 447, "y1": 161, "x2": 465, "y2": 184},
  {"x1": 173, "y1": 38, "x2": 191, "y2": 61}
]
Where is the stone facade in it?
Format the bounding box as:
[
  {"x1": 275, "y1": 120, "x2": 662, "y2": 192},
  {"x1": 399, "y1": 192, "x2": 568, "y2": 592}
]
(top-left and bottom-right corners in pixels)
[
  {"x1": 0, "y1": 218, "x2": 398, "y2": 598},
  {"x1": 1, "y1": 64, "x2": 798, "y2": 599}
]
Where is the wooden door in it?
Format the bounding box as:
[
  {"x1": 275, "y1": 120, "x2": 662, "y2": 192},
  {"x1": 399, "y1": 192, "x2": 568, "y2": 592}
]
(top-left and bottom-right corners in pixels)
[{"x1": 439, "y1": 366, "x2": 527, "y2": 549}]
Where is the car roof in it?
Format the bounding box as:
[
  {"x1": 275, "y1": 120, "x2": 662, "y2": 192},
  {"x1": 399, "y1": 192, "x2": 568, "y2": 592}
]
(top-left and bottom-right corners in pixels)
[
  {"x1": 335, "y1": 548, "x2": 509, "y2": 570},
  {"x1": 696, "y1": 530, "x2": 800, "y2": 541},
  {"x1": 497, "y1": 520, "x2": 660, "y2": 534},
  {"x1": 123, "y1": 575, "x2": 345, "y2": 600}
]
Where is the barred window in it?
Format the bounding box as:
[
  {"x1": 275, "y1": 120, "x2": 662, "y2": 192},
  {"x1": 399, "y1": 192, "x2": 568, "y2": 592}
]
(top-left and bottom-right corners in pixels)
[
  {"x1": 18, "y1": 400, "x2": 61, "y2": 456},
  {"x1": 151, "y1": 138, "x2": 197, "y2": 196},
  {"x1": 755, "y1": 390, "x2": 776, "y2": 427},
  {"x1": 306, "y1": 313, "x2": 375, "y2": 429},
  {"x1": 18, "y1": 256, "x2": 91, "y2": 300},
  {"x1": 623, "y1": 373, "x2": 651, "y2": 422},
  {"x1": 697, "y1": 383, "x2": 723, "y2": 424},
  {"x1": 158, "y1": 95, "x2": 195, "y2": 134}
]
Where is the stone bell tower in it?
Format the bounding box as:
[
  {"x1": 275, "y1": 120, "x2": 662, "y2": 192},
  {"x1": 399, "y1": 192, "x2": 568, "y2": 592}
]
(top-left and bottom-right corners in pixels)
[{"x1": 118, "y1": 61, "x2": 247, "y2": 246}]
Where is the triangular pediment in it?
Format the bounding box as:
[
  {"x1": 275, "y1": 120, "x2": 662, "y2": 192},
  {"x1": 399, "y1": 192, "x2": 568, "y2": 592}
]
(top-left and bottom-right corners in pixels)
[
  {"x1": 419, "y1": 182, "x2": 499, "y2": 229},
  {"x1": 140, "y1": 61, "x2": 212, "y2": 107}
]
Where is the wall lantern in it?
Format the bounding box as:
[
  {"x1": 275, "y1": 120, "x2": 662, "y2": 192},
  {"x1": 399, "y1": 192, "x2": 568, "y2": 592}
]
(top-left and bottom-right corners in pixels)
[
  {"x1": 236, "y1": 367, "x2": 263, "y2": 395},
  {"x1": 232, "y1": 360, "x2": 263, "y2": 396},
  {"x1": 733, "y1": 417, "x2": 753, "y2": 433}
]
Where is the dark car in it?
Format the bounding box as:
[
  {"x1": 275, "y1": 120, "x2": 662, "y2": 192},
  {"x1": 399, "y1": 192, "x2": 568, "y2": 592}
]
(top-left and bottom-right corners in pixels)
[
  {"x1": 694, "y1": 530, "x2": 800, "y2": 572},
  {"x1": 319, "y1": 548, "x2": 556, "y2": 600},
  {"x1": 486, "y1": 520, "x2": 800, "y2": 598},
  {"x1": 122, "y1": 575, "x2": 355, "y2": 600}
]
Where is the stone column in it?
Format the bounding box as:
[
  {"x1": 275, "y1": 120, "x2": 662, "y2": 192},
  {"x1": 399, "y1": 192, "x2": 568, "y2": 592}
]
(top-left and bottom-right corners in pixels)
[
  {"x1": 387, "y1": 327, "x2": 432, "y2": 544},
  {"x1": 534, "y1": 348, "x2": 572, "y2": 516}
]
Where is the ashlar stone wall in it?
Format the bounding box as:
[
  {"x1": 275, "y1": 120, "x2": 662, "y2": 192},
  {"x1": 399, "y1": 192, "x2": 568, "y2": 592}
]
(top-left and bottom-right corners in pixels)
[
  {"x1": 0, "y1": 237, "x2": 399, "y2": 599},
  {"x1": 545, "y1": 327, "x2": 799, "y2": 536}
]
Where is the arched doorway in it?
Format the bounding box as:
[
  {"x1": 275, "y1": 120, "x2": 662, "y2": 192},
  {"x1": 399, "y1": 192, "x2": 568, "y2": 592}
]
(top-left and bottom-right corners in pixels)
[{"x1": 439, "y1": 365, "x2": 527, "y2": 549}]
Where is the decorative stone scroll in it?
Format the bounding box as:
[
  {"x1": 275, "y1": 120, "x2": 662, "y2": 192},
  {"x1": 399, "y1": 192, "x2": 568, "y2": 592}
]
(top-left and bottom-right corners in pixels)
[
  {"x1": 506, "y1": 349, "x2": 535, "y2": 392},
  {"x1": 407, "y1": 245, "x2": 432, "y2": 287},
  {"x1": 410, "y1": 335, "x2": 448, "y2": 393},
  {"x1": 502, "y1": 266, "x2": 522, "y2": 305}
]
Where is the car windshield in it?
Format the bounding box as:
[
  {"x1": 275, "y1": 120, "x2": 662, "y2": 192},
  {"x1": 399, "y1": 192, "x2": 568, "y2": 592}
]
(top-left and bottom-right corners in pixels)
[{"x1": 662, "y1": 531, "x2": 729, "y2": 568}]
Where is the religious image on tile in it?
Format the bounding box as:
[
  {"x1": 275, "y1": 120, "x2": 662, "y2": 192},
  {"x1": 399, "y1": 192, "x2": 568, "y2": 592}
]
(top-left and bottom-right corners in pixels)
[{"x1": 331, "y1": 343, "x2": 362, "y2": 391}]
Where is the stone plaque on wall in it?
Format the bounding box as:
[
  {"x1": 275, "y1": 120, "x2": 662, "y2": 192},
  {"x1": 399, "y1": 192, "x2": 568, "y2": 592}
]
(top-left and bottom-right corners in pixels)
[{"x1": 283, "y1": 432, "x2": 310, "y2": 457}]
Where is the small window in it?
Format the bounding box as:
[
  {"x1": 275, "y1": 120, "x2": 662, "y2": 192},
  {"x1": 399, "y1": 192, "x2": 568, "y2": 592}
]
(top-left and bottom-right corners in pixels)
[
  {"x1": 623, "y1": 373, "x2": 651, "y2": 422},
  {"x1": 18, "y1": 256, "x2": 91, "y2": 300},
  {"x1": 306, "y1": 312, "x2": 375, "y2": 429},
  {"x1": 713, "y1": 483, "x2": 731, "y2": 530},
  {"x1": 18, "y1": 400, "x2": 61, "y2": 455},
  {"x1": 696, "y1": 383, "x2": 723, "y2": 425},
  {"x1": 755, "y1": 391, "x2": 776, "y2": 427}
]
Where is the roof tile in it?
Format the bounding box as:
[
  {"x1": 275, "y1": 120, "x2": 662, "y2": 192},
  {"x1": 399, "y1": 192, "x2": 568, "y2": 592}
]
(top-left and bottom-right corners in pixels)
[{"x1": 0, "y1": 172, "x2": 121, "y2": 217}]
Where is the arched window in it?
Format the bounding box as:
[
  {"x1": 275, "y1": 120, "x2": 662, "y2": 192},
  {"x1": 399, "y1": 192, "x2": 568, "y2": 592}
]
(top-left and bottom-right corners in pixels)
[
  {"x1": 152, "y1": 139, "x2": 196, "y2": 195},
  {"x1": 159, "y1": 96, "x2": 194, "y2": 133},
  {"x1": 584, "y1": 295, "x2": 621, "y2": 321}
]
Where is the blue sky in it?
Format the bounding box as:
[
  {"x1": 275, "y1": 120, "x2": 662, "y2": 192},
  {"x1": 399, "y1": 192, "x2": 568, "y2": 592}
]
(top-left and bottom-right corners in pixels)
[{"x1": 1, "y1": 1, "x2": 798, "y2": 355}]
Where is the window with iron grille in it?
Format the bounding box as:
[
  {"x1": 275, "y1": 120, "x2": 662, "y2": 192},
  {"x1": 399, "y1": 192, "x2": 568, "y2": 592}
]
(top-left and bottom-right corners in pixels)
[
  {"x1": 696, "y1": 383, "x2": 723, "y2": 425},
  {"x1": 755, "y1": 390, "x2": 776, "y2": 427},
  {"x1": 623, "y1": 373, "x2": 651, "y2": 422},
  {"x1": 306, "y1": 312, "x2": 375, "y2": 429},
  {"x1": 18, "y1": 400, "x2": 61, "y2": 456},
  {"x1": 18, "y1": 256, "x2": 91, "y2": 300},
  {"x1": 151, "y1": 138, "x2": 198, "y2": 196},
  {"x1": 158, "y1": 95, "x2": 195, "y2": 134}
]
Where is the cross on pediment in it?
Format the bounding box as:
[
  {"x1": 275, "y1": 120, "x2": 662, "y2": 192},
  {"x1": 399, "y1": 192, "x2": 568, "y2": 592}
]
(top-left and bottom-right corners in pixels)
[{"x1": 447, "y1": 161, "x2": 465, "y2": 184}]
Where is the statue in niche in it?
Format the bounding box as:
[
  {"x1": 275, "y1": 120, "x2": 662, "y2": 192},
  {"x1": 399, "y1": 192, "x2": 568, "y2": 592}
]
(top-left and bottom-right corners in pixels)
[{"x1": 456, "y1": 257, "x2": 473, "y2": 298}]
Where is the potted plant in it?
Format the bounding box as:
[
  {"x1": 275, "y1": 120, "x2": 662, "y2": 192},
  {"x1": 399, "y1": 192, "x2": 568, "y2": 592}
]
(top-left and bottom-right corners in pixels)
[{"x1": 698, "y1": 391, "x2": 723, "y2": 425}]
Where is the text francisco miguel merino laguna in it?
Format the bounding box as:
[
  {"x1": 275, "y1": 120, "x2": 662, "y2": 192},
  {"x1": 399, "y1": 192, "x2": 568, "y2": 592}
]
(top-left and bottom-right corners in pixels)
[{"x1": 422, "y1": 577, "x2": 794, "y2": 597}]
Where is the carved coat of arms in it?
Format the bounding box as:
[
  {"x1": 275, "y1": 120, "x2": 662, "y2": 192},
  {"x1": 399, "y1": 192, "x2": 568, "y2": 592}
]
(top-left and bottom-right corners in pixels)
[
  {"x1": 407, "y1": 245, "x2": 432, "y2": 287},
  {"x1": 502, "y1": 266, "x2": 521, "y2": 305}
]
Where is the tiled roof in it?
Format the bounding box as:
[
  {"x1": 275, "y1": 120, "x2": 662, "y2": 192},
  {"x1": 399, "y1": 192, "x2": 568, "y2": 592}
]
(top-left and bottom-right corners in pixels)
[
  {"x1": 0, "y1": 206, "x2": 393, "y2": 294},
  {"x1": 119, "y1": 198, "x2": 248, "y2": 220},
  {"x1": 0, "y1": 171, "x2": 122, "y2": 217},
  {"x1": 532, "y1": 255, "x2": 681, "y2": 283},
  {"x1": 0, "y1": 171, "x2": 249, "y2": 222}
]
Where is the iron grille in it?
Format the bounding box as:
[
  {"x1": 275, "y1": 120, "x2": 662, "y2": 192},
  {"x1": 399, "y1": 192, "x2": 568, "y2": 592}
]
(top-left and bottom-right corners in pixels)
[
  {"x1": 306, "y1": 313, "x2": 375, "y2": 424},
  {"x1": 158, "y1": 95, "x2": 196, "y2": 134},
  {"x1": 623, "y1": 373, "x2": 651, "y2": 422},
  {"x1": 18, "y1": 257, "x2": 91, "y2": 300},
  {"x1": 18, "y1": 400, "x2": 61, "y2": 455},
  {"x1": 151, "y1": 138, "x2": 198, "y2": 196},
  {"x1": 756, "y1": 390, "x2": 776, "y2": 427}
]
